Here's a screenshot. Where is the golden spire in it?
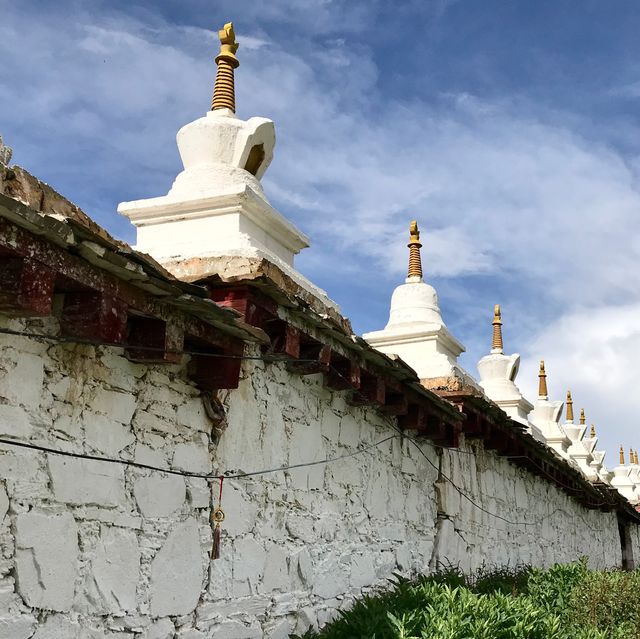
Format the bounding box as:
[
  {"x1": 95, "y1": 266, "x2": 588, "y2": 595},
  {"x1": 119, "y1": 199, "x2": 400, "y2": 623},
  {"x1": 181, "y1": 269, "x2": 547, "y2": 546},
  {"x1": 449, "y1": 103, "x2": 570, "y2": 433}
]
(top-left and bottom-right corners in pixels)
[
  {"x1": 491, "y1": 304, "x2": 503, "y2": 352},
  {"x1": 590, "y1": 424, "x2": 596, "y2": 438},
  {"x1": 565, "y1": 391, "x2": 574, "y2": 422},
  {"x1": 579, "y1": 408, "x2": 586, "y2": 425},
  {"x1": 407, "y1": 220, "x2": 423, "y2": 279},
  {"x1": 538, "y1": 360, "x2": 548, "y2": 397},
  {"x1": 620, "y1": 445, "x2": 625, "y2": 465},
  {"x1": 211, "y1": 22, "x2": 240, "y2": 112},
  {"x1": 630, "y1": 447, "x2": 634, "y2": 466}
]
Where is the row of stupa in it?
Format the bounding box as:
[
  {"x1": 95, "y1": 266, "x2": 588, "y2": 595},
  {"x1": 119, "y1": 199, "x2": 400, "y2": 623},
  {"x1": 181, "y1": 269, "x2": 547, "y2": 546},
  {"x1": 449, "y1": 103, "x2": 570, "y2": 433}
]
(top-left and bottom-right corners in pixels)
[{"x1": 117, "y1": 23, "x2": 638, "y2": 505}]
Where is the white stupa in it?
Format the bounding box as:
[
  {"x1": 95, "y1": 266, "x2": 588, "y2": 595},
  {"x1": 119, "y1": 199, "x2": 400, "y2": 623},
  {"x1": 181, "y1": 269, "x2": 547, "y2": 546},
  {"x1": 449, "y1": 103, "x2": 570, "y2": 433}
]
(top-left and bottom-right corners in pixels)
[
  {"x1": 564, "y1": 400, "x2": 597, "y2": 480},
  {"x1": 476, "y1": 305, "x2": 534, "y2": 427},
  {"x1": 584, "y1": 425, "x2": 609, "y2": 483},
  {"x1": 117, "y1": 22, "x2": 332, "y2": 304},
  {"x1": 528, "y1": 361, "x2": 570, "y2": 458},
  {"x1": 627, "y1": 448, "x2": 640, "y2": 495},
  {"x1": 611, "y1": 446, "x2": 637, "y2": 503},
  {"x1": 363, "y1": 221, "x2": 475, "y2": 385}
]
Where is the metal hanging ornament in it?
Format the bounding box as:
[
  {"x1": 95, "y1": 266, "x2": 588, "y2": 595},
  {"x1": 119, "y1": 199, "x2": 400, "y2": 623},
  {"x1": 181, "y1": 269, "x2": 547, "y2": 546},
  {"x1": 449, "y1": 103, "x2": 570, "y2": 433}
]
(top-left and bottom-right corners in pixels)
[{"x1": 211, "y1": 476, "x2": 225, "y2": 560}]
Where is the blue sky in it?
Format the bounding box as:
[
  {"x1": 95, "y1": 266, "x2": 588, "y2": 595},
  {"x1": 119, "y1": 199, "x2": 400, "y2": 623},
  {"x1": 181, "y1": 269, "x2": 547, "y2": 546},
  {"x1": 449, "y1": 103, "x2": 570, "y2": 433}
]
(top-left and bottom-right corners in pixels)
[{"x1": 2, "y1": 0, "x2": 640, "y2": 460}]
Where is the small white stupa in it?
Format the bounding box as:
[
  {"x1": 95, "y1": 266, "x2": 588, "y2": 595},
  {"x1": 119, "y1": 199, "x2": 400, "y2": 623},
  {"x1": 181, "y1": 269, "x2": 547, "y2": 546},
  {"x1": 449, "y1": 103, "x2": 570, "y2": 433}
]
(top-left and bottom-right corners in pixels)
[
  {"x1": 611, "y1": 446, "x2": 637, "y2": 503},
  {"x1": 476, "y1": 305, "x2": 533, "y2": 427},
  {"x1": 585, "y1": 424, "x2": 609, "y2": 483},
  {"x1": 627, "y1": 448, "x2": 640, "y2": 494},
  {"x1": 117, "y1": 22, "x2": 331, "y2": 302},
  {"x1": 528, "y1": 361, "x2": 570, "y2": 458},
  {"x1": 363, "y1": 221, "x2": 475, "y2": 385},
  {"x1": 564, "y1": 400, "x2": 597, "y2": 480}
]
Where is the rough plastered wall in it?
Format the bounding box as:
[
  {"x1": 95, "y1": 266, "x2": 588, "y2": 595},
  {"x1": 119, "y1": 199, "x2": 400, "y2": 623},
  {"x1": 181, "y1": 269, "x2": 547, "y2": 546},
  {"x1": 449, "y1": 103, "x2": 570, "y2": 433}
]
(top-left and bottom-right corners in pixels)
[{"x1": 0, "y1": 316, "x2": 629, "y2": 639}]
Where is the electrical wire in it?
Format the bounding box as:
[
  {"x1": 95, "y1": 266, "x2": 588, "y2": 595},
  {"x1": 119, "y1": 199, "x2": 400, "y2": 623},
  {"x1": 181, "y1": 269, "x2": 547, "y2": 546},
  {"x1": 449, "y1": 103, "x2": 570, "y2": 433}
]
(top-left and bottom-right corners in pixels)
[{"x1": 0, "y1": 434, "x2": 400, "y2": 481}]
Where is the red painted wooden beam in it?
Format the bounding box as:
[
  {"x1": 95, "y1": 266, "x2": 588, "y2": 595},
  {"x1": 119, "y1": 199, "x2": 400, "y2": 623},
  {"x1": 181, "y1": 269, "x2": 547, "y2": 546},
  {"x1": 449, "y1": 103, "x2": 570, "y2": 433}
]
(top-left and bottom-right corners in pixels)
[
  {"x1": 126, "y1": 317, "x2": 184, "y2": 364},
  {"x1": 61, "y1": 291, "x2": 128, "y2": 344},
  {"x1": 0, "y1": 256, "x2": 55, "y2": 317}
]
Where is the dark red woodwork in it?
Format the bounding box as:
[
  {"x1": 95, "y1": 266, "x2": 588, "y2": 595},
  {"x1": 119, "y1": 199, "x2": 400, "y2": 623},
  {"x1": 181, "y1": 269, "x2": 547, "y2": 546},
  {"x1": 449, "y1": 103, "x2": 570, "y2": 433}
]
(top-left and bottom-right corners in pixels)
[
  {"x1": 286, "y1": 340, "x2": 331, "y2": 375},
  {"x1": 380, "y1": 382, "x2": 409, "y2": 416},
  {"x1": 187, "y1": 341, "x2": 243, "y2": 391},
  {"x1": 324, "y1": 353, "x2": 360, "y2": 392},
  {"x1": 347, "y1": 373, "x2": 385, "y2": 407},
  {"x1": 126, "y1": 317, "x2": 184, "y2": 364},
  {"x1": 0, "y1": 256, "x2": 55, "y2": 316},
  {"x1": 61, "y1": 291, "x2": 128, "y2": 344}
]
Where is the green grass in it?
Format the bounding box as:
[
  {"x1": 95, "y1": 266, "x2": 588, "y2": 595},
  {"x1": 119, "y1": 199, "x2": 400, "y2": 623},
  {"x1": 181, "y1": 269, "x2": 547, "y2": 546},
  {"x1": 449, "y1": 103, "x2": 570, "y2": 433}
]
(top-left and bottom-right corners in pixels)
[{"x1": 294, "y1": 560, "x2": 640, "y2": 639}]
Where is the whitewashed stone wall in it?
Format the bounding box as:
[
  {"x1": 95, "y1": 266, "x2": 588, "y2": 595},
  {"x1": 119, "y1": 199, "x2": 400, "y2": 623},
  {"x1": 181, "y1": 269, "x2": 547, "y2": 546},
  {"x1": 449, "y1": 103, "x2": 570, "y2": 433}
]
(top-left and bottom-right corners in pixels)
[{"x1": 0, "y1": 315, "x2": 632, "y2": 638}]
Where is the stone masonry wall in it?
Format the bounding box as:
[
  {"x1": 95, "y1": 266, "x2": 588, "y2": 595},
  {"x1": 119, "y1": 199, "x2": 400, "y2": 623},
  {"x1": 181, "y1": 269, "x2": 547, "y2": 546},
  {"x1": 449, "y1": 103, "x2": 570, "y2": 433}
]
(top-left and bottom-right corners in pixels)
[{"x1": 0, "y1": 314, "x2": 631, "y2": 639}]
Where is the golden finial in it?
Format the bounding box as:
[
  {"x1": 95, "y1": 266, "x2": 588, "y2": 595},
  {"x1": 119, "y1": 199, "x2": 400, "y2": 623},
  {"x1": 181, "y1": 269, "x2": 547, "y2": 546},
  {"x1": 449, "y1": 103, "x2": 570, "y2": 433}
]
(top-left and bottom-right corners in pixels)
[
  {"x1": 211, "y1": 22, "x2": 240, "y2": 112},
  {"x1": 590, "y1": 424, "x2": 596, "y2": 438},
  {"x1": 579, "y1": 408, "x2": 585, "y2": 425},
  {"x1": 491, "y1": 304, "x2": 503, "y2": 352},
  {"x1": 630, "y1": 447, "x2": 634, "y2": 465},
  {"x1": 565, "y1": 391, "x2": 574, "y2": 422},
  {"x1": 635, "y1": 450, "x2": 639, "y2": 465},
  {"x1": 620, "y1": 445, "x2": 625, "y2": 465},
  {"x1": 407, "y1": 220, "x2": 423, "y2": 279},
  {"x1": 538, "y1": 360, "x2": 548, "y2": 397}
]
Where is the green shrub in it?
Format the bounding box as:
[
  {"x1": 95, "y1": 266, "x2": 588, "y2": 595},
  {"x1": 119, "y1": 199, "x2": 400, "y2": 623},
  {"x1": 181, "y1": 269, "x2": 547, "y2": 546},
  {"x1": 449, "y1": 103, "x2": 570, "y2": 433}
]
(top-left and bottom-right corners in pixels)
[{"x1": 294, "y1": 561, "x2": 640, "y2": 639}]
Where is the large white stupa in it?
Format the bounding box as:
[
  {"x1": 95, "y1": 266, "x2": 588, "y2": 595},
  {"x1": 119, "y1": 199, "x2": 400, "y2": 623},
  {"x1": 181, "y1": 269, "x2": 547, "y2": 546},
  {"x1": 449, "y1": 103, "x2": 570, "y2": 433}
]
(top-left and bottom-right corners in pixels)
[{"x1": 117, "y1": 22, "x2": 333, "y2": 305}]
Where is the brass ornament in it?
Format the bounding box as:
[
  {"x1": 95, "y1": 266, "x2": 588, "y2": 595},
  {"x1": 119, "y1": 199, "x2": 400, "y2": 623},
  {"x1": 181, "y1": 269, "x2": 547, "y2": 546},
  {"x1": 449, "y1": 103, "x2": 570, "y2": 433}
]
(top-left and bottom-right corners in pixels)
[
  {"x1": 212, "y1": 22, "x2": 240, "y2": 112},
  {"x1": 492, "y1": 304, "x2": 503, "y2": 352},
  {"x1": 538, "y1": 360, "x2": 548, "y2": 397},
  {"x1": 407, "y1": 220, "x2": 423, "y2": 279}
]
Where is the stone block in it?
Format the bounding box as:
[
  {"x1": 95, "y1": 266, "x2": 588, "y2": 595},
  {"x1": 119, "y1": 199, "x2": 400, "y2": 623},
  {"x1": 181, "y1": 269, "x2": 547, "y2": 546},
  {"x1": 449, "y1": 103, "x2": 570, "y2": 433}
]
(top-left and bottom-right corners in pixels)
[
  {"x1": 89, "y1": 525, "x2": 140, "y2": 613},
  {"x1": 89, "y1": 388, "x2": 137, "y2": 424},
  {"x1": 15, "y1": 511, "x2": 78, "y2": 611},
  {"x1": 134, "y1": 475, "x2": 185, "y2": 518},
  {"x1": 204, "y1": 621, "x2": 262, "y2": 639},
  {"x1": 0, "y1": 614, "x2": 37, "y2": 639},
  {"x1": 84, "y1": 413, "x2": 135, "y2": 455},
  {"x1": 142, "y1": 618, "x2": 174, "y2": 639},
  {"x1": 0, "y1": 352, "x2": 43, "y2": 409},
  {"x1": 173, "y1": 442, "x2": 210, "y2": 473},
  {"x1": 0, "y1": 404, "x2": 32, "y2": 439},
  {"x1": 186, "y1": 478, "x2": 210, "y2": 508},
  {"x1": 350, "y1": 553, "x2": 376, "y2": 588},
  {"x1": 150, "y1": 518, "x2": 202, "y2": 616},
  {"x1": 31, "y1": 616, "x2": 81, "y2": 639},
  {"x1": 48, "y1": 456, "x2": 125, "y2": 506},
  {"x1": 262, "y1": 544, "x2": 289, "y2": 592}
]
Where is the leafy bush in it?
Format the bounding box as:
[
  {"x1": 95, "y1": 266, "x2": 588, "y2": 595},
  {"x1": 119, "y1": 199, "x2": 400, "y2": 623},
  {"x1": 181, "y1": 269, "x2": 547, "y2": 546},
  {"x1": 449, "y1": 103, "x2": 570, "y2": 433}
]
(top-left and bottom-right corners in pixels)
[{"x1": 294, "y1": 561, "x2": 640, "y2": 639}]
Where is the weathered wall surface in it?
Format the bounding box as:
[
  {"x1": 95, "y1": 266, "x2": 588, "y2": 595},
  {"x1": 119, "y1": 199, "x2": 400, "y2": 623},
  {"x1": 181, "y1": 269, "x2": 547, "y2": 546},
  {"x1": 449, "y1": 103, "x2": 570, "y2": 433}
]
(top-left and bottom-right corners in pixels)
[{"x1": 0, "y1": 316, "x2": 630, "y2": 638}]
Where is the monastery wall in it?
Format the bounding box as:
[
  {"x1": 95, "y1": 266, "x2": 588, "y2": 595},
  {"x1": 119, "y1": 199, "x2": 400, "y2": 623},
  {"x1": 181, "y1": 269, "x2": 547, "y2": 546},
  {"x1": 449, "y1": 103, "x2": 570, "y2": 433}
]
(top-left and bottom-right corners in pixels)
[{"x1": 0, "y1": 316, "x2": 631, "y2": 639}]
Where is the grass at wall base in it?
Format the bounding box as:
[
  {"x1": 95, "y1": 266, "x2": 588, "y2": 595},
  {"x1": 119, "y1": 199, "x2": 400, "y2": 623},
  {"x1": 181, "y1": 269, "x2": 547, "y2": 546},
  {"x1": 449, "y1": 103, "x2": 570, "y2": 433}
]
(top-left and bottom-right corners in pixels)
[{"x1": 294, "y1": 560, "x2": 640, "y2": 639}]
